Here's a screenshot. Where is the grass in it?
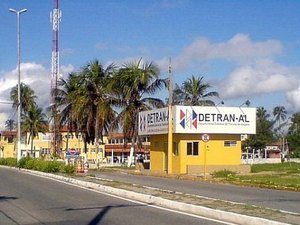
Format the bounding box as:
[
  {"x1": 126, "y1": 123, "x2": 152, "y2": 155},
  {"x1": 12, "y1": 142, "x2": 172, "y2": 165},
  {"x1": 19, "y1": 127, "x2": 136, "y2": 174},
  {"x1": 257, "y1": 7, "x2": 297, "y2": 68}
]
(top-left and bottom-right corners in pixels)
[
  {"x1": 211, "y1": 163, "x2": 300, "y2": 191},
  {"x1": 251, "y1": 162, "x2": 300, "y2": 173}
]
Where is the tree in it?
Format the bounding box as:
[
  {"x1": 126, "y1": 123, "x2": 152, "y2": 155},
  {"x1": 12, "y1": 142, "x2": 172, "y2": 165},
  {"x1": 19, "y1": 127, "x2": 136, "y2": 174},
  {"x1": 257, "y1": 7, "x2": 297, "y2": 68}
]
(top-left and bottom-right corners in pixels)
[
  {"x1": 273, "y1": 106, "x2": 287, "y2": 134},
  {"x1": 10, "y1": 83, "x2": 37, "y2": 114},
  {"x1": 22, "y1": 104, "x2": 48, "y2": 155},
  {"x1": 173, "y1": 75, "x2": 219, "y2": 106},
  {"x1": 245, "y1": 107, "x2": 274, "y2": 149},
  {"x1": 109, "y1": 59, "x2": 167, "y2": 164},
  {"x1": 53, "y1": 73, "x2": 81, "y2": 151},
  {"x1": 72, "y1": 60, "x2": 118, "y2": 157},
  {"x1": 5, "y1": 119, "x2": 16, "y2": 131},
  {"x1": 272, "y1": 105, "x2": 288, "y2": 156},
  {"x1": 286, "y1": 112, "x2": 300, "y2": 157}
]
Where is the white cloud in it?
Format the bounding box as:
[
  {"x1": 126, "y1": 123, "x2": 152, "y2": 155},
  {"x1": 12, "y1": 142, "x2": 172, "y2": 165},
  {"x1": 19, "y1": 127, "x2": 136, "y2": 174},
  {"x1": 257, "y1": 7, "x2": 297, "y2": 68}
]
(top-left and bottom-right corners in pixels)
[
  {"x1": 60, "y1": 64, "x2": 75, "y2": 76},
  {"x1": 156, "y1": 34, "x2": 300, "y2": 111},
  {"x1": 0, "y1": 62, "x2": 74, "y2": 130},
  {"x1": 286, "y1": 86, "x2": 300, "y2": 111},
  {"x1": 61, "y1": 48, "x2": 74, "y2": 56},
  {"x1": 157, "y1": 33, "x2": 283, "y2": 72},
  {"x1": 219, "y1": 59, "x2": 299, "y2": 100}
]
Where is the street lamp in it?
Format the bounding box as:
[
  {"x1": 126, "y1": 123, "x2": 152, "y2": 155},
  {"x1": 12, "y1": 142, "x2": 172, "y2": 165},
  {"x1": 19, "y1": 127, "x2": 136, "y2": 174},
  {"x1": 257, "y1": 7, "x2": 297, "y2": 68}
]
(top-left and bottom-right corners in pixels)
[
  {"x1": 9, "y1": 8, "x2": 27, "y2": 161},
  {"x1": 239, "y1": 100, "x2": 250, "y2": 107}
]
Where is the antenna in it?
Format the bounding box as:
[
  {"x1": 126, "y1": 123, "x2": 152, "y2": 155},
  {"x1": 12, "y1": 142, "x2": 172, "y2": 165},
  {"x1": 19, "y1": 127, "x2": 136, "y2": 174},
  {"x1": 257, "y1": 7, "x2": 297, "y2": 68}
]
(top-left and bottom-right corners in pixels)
[
  {"x1": 50, "y1": 0, "x2": 62, "y2": 92},
  {"x1": 50, "y1": 0, "x2": 62, "y2": 156}
]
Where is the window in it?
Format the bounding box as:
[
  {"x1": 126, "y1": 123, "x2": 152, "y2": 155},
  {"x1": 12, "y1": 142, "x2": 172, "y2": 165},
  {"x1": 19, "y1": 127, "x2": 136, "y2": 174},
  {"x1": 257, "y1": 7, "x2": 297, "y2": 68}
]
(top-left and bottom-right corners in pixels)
[
  {"x1": 40, "y1": 148, "x2": 50, "y2": 154},
  {"x1": 224, "y1": 140, "x2": 237, "y2": 147},
  {"x1": 187, "y1": 142, "x2": 199, "y2": 155},
  {"x1": 142, "y1": 136, "x2": 149, "y2": 142},
  {"x1": 173, "y1": 142, "x2": 179, "y2": 156}
]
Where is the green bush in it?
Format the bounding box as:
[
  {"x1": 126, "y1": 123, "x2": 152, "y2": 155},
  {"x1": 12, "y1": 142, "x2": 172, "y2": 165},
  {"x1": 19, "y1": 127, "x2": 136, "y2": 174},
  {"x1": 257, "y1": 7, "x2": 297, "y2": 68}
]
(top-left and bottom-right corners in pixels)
[
  {"x1": 0, "y1": 158, "x2": 17, "y2": 167},
  {"x1": 17, "y1": 157, "x2": 64, "y2": 173},
  {"x1": 62, "y1": 164, "x2": 76, "y2": 174},
  {"x1": 17, "y1": 156, "x2": 31, "y2": 168},
  {"x1": 43, "y1": 160, "x2": 62, "y2": 173},
  {"x1": 3, "y1": 156, "x2": 73, "y2": 174},
  {"x1": 211, "y1": 169, "x2": 237, "y2": 179}
]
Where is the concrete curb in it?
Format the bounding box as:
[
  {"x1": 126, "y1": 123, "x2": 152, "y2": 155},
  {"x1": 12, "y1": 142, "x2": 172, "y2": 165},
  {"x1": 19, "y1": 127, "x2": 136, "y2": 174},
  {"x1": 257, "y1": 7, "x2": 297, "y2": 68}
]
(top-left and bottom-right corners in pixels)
[{"x1": 21, "y1": 169, "x2": 288, "y2": 225}]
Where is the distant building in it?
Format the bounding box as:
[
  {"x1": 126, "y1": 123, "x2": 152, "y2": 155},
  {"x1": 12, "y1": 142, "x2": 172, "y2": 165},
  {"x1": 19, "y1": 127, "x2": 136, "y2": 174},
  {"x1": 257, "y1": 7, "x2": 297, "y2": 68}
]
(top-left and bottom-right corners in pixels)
[{"x1": 105, "y1": 132, "x2": 150, "y2": 164}]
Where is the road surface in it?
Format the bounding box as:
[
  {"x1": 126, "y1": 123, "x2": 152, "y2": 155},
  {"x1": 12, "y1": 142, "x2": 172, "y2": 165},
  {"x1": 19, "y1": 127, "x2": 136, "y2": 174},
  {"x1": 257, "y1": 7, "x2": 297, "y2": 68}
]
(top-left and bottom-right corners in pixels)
[
  {"x1": 91, "y1": 170, "x2": 300, "y2": 214},
  {"x1": 0, "y1": 167, "x2": 229, "y2": 225}
]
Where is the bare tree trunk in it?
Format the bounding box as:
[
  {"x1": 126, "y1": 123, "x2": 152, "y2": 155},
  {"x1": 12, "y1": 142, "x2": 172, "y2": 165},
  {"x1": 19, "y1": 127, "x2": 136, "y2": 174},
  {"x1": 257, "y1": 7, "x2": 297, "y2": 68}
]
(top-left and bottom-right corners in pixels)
[
  {"x1": 95, "y1": 108, "x2": 100, "y2": 168},
  {"x1": 31, "y1": 131, "x2": 34, "y2": 157}
]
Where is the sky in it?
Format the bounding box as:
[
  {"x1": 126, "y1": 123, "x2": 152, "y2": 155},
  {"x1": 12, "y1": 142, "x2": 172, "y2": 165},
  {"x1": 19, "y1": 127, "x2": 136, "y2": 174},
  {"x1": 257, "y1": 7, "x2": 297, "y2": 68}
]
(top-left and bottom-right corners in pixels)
[{"x1": 1, "y1": 0, "x2": 300, "y2": 130}]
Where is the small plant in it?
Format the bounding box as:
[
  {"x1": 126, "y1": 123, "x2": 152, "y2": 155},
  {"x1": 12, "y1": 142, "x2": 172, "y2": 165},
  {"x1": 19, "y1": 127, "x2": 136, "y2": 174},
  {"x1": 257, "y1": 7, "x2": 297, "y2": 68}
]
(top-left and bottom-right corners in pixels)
[
  {"x1": 62, "y1": 164, "x2": 76, "y2": 174},
  {"x1": 211, "y1": 169, "x2": 237, "y2": 179}
]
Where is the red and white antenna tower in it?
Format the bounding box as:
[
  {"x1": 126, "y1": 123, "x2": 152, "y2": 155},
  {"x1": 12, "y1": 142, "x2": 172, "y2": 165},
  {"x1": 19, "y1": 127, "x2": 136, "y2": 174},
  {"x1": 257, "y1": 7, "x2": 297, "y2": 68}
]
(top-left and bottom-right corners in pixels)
[
  {"x1": 50, "y1": 0, "x2": 61, "y2": 93},
  {"x1": 50, "y1": 0, "x2": 62, "y2": 155}
]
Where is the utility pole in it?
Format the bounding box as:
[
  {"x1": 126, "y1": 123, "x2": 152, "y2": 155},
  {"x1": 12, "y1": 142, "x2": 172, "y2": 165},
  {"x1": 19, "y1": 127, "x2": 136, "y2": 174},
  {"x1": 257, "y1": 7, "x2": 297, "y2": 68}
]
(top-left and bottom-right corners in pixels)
[
  {"x1": 50, "y1": 0, "x2": 62, "y2": 156},
  {"x1": 167, "y1": 58, "x2": 173, "y2": 174},
  {"x1": 9, "y1": 8, "x2": 27, "y2": 161}
]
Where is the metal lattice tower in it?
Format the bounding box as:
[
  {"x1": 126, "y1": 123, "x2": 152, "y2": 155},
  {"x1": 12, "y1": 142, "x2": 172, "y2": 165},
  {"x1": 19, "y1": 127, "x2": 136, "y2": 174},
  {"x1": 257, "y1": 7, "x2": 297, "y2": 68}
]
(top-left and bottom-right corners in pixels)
[
  {"x1": 50, "y1": 0, "x2": 62, "y2": 155},
  {"x1": 50, "y1": 0, "x2": 61, "y2": 92}
]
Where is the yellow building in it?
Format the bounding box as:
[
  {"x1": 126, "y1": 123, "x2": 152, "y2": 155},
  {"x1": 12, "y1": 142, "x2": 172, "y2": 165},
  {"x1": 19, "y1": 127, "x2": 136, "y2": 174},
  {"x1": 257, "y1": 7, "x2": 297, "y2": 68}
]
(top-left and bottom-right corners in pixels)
[
  {"x1": 0, "y1": 131, "x2": 16, "y2": 158},
  {"x1": 0, "y1": 130, "x2": 105, "y2": 163},
  {"x1": 139, "y1": 106, "x2": 256, "y2": 175}
]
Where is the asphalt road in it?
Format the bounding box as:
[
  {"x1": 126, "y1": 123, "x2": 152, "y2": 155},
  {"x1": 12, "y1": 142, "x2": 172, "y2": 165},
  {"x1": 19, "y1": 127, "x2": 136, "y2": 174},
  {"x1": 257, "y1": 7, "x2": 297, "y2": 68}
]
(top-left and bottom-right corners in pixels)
[
  {"x1": 0, "y1": 167, "x2": 229, "y2": 225},
  {"x1": 91, "y1": 170, "x2": 300, "y2": 214}
]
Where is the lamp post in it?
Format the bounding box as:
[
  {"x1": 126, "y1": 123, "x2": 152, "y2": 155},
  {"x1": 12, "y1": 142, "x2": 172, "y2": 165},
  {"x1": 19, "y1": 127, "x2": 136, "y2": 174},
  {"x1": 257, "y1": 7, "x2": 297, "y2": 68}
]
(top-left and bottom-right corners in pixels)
[{"x1": 9, "y1": 8, "x2": 27, "y2": 161}]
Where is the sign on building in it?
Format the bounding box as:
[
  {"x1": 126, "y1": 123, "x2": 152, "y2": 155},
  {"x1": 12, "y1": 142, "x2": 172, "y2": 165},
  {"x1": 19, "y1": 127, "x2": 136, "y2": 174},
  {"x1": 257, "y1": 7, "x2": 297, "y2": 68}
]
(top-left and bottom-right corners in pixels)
[
  {"x1": 174, "y1": 106, "x2": 256, "y2": 134},
  {"x1": 138, "y1": 107, "x2": 169, "y2": 135},
  {"x1": 138, "y1": 106, "x2": 256, "y2": 135}
]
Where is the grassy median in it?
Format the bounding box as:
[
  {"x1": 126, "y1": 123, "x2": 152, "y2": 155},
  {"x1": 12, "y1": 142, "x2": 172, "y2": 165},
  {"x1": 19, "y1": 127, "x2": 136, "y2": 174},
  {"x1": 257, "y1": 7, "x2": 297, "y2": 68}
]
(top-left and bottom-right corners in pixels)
[{"x1": 211, "y1": 162, "x2": 300, "y2": 191}]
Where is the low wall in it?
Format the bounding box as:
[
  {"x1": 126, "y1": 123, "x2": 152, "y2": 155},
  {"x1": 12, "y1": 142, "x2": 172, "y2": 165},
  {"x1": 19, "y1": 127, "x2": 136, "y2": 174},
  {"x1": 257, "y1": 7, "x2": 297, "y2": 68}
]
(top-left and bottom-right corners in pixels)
[
  {"x1": 289, "y1": 158, "x2": 300, "y2": 163},
  {"x1": 241, "y1": 158, "x2": 300, "y2": 164},
  {"x1": 241, "y1": 158, "x2": 281, "y2": 164},
  {"x1": 187, "y1": 164, "x2": 251, "y2": 175}
]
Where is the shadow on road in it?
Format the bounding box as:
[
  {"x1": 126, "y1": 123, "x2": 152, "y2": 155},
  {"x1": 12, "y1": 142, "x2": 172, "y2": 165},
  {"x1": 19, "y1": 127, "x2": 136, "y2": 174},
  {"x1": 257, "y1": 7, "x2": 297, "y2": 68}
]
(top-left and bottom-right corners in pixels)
[
  {"x1": 0, "y1": 196, "x2": 18, "y2": 201},
  {"x1": 66, "y1": 203, "x2": 149, "y2": 225}
]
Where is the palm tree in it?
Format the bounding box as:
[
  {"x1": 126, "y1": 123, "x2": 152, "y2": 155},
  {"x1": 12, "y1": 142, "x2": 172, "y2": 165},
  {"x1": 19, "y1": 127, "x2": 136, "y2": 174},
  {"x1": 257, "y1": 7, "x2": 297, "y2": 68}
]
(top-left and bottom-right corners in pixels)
[
  {"x1": 53, "y1": 73, "x2": 81, "y2": 151},
  {"x1": 273, "y1": 106, "x2": 288, "y2": 156},
  {"x1": 173, "y1": 75, "x2": 219, "y2": 106},
  {"x1": 22, "y1": 104, "x2": 48, "y2": 156},
  {"x1": 109, "y1": 59, "x2": 167, "y2": 163},
  {"x1": 5, "y1": 119, "x2": 16, "y2": 131},
  {"x1": 74, "y1": 60, "x2": 118, "y2": 155},
  {"x1": 273, "y1": 106, "x2": 287, "y2": 132},
  {"x1": 10, "y1": 83, "x2": 37, "y2": 114},
  {"x1": 287, "y1": 112, "x2": 300, "y2": 156}
]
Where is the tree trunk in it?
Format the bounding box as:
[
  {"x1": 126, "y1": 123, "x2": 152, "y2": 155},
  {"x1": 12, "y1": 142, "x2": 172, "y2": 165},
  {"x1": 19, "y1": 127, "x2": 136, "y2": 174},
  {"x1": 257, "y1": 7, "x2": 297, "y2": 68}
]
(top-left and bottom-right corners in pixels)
[
  {"x1": 94, "y1": 106, "x2": 100, "y2": 168},
  {"x1": 30, "y1": 131, "x2": 34, "y2": 157}
]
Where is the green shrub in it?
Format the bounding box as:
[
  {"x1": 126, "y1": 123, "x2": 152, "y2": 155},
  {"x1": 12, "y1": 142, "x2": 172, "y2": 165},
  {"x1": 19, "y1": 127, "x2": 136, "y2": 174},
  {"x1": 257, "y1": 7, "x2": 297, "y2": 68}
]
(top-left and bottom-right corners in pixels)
[
  {"x1": 0, "y1": 158, "x2": 17, "y2": 166},
  {"x1": 25, "y1": 158, "x2": 36, "y2": 170},
  {"x1": 17, "y1": 156, "x2": 31, "y2": 168},
  {"x1": 211, "y1": 169, "x2": 237, "y2": 179},
  {"x1": 17, "y1": 157, "x2": 64, "y2": 173},
  {"x1": 43, "y1": 160, "x2": 62, "y2": 173},
  {"x1": 62, "y1": 164, "x2": 76, "y2": 174},
  {"x1": 3, "y1": 156, "x2": 72, "y2": 174}
]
